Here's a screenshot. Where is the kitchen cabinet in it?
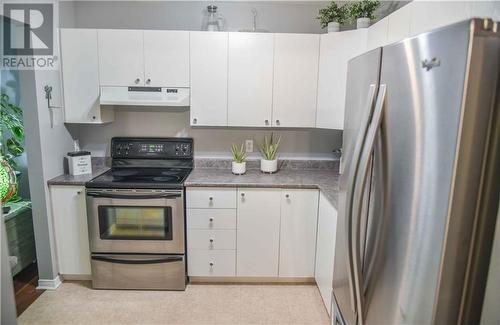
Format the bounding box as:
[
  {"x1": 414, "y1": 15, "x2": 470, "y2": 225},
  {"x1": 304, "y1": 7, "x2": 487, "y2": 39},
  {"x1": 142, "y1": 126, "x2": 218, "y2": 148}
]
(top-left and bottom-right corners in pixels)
[
  {"x1": 228, "y1": 33, "x2": 274, "y2": 127},
  {"x1": 314, "y1": 192, "x2": 338, "y2": 316},
  {"x1": 386, "y1": 4, "x2": 411, "y2": 44},
  {"x1": 237, "y1": 188, "x2": 281, "y2": 276},
  {"x1": 186, "y1": 187, "x2": 236, "y2": 209},
  {"x1": 98, "y1": 30, "x2": 144, "y2": 87},
  {"x1": 408, "y1": 1, "x2": 469, "y2": 36},
  {"x1": 279, "y1": 189, "x2": 319, "y2": 277},
  {"x1": 316, "y1": 29, "x2": 367, "y2": 130},
  {"x1": 143, "y1": 30, "x2": 189, "y2": 87},
  {"x1": 60, "y1": 29, "x2": 114, "y2": 124},
  {"x1": 272, "y1": 34, "x2": 320, "y2": 128},
  {"x1": 50, "y1": 185, "x2": 91, "y2": 277},
  {"x1": 190, "y1": 32, "x2": 228, "y2": 126},
  {"x1": 367, "y1": 17, "x2": 388, "y2": 51}
]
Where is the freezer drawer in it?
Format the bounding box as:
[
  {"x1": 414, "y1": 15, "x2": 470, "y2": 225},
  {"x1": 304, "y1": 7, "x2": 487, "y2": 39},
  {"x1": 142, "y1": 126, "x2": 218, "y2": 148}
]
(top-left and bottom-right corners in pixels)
[{"x1": 91, "y1": 254, "x2": 186, "y2": 290}]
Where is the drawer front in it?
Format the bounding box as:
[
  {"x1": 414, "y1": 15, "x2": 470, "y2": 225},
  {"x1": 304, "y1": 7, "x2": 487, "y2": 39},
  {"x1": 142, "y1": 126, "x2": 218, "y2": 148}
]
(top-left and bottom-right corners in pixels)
[
  {"x1": 187, "y1": 208, "x2": 236, "y2": 229},
  {"x1": 188, "y1": 250, "x2": 236, "y2": 276},
  {"x1": 186, "y1": 188, "x2": 237, "y2": 209},
  {"x1": 188, "y1": 229, "x2": 236, "y2": 250}
]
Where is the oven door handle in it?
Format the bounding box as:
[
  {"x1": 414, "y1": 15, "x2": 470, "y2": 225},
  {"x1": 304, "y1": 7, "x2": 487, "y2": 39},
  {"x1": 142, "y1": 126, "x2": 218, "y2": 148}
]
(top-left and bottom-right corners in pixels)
[
  {"x1": 86, "y1": 191, "x2": 181, "y2": 199},
  {"x1": 92, "y1": 255, "x2": 183, "y2": 264}
]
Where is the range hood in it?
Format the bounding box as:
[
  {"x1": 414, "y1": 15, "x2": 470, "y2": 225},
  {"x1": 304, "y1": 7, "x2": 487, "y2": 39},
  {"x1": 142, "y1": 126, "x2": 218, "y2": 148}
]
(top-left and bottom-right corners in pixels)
[{"x1": 100, "y1": 86, "x2": 190, "y2": 107}]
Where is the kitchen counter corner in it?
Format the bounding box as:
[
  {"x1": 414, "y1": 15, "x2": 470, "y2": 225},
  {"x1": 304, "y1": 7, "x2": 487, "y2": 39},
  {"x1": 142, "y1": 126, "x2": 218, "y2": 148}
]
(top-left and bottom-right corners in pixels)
[{"x1": 47, "y1": 167, "x2": 110, "y2": 186}]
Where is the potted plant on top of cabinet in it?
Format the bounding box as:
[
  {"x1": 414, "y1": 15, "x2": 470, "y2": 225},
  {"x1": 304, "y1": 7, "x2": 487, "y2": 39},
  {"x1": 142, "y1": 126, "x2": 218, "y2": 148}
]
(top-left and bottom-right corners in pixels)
[
  {"x1": 317, "y1": 1, "x2": 348, "y2": 33},
  {"x1": 231, "y1": 142, "x2": 247, "y2": 175},
  {"x1": 348, "y1": 0, "x2": 380, "y2": 29},
  {"x1": 259, "y1": 133, "x2": 281, "y2": 174}
]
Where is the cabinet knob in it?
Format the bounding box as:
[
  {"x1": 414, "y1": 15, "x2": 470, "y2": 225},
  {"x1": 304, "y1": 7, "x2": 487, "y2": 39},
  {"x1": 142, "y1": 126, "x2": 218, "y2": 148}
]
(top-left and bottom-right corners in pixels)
[
  {"x1": 209, "y1": 262, "x2": 214, "y2": 267},
  {"x1": 92, "y1": 116, "x2": 96, "y2": 120},
  {"x1": 241, "y1": 192, "x2": 245, "y2": 197},
  {"x1": 209, "y1": 196, "x2": 213, "y2": 201},
  {"x1": 285, "y1": 194, "x2": 290, "y2": 199},
  {"x1": 134, "y1": 78, "x2": 140, "y2": 84},
  {"x1": 77, "y1": 190, "x2": 82, "y2": 195},
  {"x1": 209, "y1": 217, "x2": 214, "y2": 222},
  {"x1": 146, "y1": 78, "x2": 151, "y2": 84},
  {"x1": 276, "y1": 119, "x2": 280, "y2": 126},
  {"x1": 265, "y1": 119, "x2": 269, "y2": 125},
  {"x1": 209, "y1": 238, "x2": 214, "y2": 243},
  {"x1": 193, "y1": 118, "x2": 197, "y2": 124}
]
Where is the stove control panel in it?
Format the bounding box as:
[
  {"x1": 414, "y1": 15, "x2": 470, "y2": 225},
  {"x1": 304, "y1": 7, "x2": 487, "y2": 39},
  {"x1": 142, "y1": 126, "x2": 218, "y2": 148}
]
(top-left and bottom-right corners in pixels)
[{"x1": 111, "y1": 137, "x2": 193, "y2": 159}]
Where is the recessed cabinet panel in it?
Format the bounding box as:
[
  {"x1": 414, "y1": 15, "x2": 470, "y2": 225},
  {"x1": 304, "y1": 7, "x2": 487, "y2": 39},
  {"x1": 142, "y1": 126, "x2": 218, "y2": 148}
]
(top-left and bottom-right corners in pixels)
[
  {"x1": 190, "y1": 32, "x2": 228, "y2": 126},
  {"x1": 272, "y1": 34, "x2": 320, "y2": 128},
  {"x1": 143, "y1": 30, "x2": 189, "y2": 87},
  {"x1": 98, "y1": 29, "x2": 144, "y2": 86},
  {"x1": 237, "y1": 188, "x2": 281, "y2": 277},
  {"x1": 228, "y1": 33, "x2": 274, "y2": 127}
]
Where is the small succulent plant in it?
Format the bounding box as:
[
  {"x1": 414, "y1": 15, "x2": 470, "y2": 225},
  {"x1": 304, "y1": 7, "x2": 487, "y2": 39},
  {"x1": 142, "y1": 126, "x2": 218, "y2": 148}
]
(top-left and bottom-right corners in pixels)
[
  {"x1": 259, "y1": 133, "x2": 281, "y2": 161},
  {"x1": 231, "y1": 142, "x2": 247, "y2": 163}
]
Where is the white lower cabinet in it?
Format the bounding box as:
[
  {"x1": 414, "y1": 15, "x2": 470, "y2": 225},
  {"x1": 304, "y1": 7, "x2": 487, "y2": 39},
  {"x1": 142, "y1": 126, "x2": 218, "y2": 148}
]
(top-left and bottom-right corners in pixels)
[
  {"x1": 314, "y1": 192, "x2": 338, "y2": 316},
  {"x1": 188, "y1": 250, "x2": 236, "y2": 277},
  {"x1": 50, "y1": 185, "x2": 91, "y2": 276},
  {"x1": 279, "y1": 189, "x2": 319, "y2": 277}
]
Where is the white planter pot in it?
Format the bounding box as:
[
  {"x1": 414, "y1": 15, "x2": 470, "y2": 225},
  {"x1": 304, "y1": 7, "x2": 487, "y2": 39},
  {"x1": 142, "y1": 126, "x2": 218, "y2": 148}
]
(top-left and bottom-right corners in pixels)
[
  {"x1": 232, "y1": 161, "x2": 246, "y2": 175},
  {"x1": 356, "y1": 17, "x2": 371, "y2": 29},
  {"x1": 327, "y1": 22, "x2": 340, "y2": 33},
  {"x1": 260, "y1": 159, "x2": 278, "y2": 173}
]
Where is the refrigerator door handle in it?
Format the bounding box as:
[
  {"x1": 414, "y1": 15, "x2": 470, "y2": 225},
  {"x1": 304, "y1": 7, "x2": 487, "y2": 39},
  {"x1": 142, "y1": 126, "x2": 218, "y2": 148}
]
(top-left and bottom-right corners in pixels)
[
  {"x1": 344, "y1": 83, "x2": 379, "y2": 314},
  {"x1": 351, "y1": 84, "x2": 387, "y2": 324}
]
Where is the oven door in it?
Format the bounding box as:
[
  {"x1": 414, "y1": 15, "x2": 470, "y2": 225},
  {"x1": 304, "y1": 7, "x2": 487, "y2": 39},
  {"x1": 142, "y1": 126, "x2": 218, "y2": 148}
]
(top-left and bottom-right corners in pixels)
[{"x1": 86, "y1": 189, "x2": 184, "y2": 254}]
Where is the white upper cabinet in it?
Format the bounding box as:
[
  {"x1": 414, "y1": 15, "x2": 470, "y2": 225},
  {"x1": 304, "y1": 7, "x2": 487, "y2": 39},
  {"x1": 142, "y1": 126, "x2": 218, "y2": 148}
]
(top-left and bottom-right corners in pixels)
[
  {"x1": 316, "y1": 29, "x2": 367, "y2": 130},
  {"x1": 386, "y1": 4, "x2": 411, "y2": 45},
  {"x1": 367, "y1": 17, "x2": 388, "y2": 51},
  {"x1": 279, "y1": 189, "x2": 319, "y2": 278},
  {"x1": 98, "y1": 30, "x2": 144, "y2": 86},
  {"x1": 408, "y1": 1, "x2": 470, "y2": 36},
  {"x1": 60, "y1": 28, "x2": 114, "y2": 124},
  {"x1": 237, "y1": 188, "x2": 281, "y2": 277},
  {"x1": 228, "y1": 33, "x2": 274, "y2": 127},
  {"x1": 190, "y1": 32, "x2": 228, "y2": 126},
  {"x1": 272, "y1": 33, "x2": 320, "y2": 128},
  {"x1": 143, "y1": 30, "x2": 189, "y2": 87}
]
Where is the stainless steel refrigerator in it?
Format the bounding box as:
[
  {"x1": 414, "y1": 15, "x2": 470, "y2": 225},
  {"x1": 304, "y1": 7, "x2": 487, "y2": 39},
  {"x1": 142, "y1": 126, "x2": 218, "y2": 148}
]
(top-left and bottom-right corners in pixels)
[{"x1": 333, "y1": 18, "x2": 500, "y2": 325}]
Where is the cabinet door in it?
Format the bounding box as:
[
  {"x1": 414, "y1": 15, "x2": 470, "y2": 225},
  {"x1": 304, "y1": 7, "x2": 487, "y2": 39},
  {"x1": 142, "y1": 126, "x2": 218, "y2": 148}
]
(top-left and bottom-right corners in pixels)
[
  {"x1": 143, "y1": 30, "x2": 189, "y2": 87},
  {"x1": 316, "y1": 30, "x2": 367, "y2": 130},
  {"x1": 272, "y1": 34, "x2": 320, "y2": 128},
  {"x1": 228, "y1": 33, "x2": 274, "y2": 127},
  {"x1": 408, "y1": 1, "x2": 469, "y2": 36},
  {"x1": 314, "y1": 193, "x2": 338, "y2": 316},
  {"x1": 190, "y1": 32, "x2": 228, "y2": 126},
  {"x1": 98, "y1": 29, "x2": 144, "y2": 86},
  {"x1": 367, "y1": 17, "x2": 388, "y2": 51},
  {"x1": 50, "y1": 186, "x2": 91, "y2": 276},
  {"x1": 386, "y1": 4, "x2": 411, "y2": 44},
  {"x1": 60, "y1": 29, "x2": 114, "y2": 124},
  {"x1": 279, "y1": 189, "x2": 319, "y2": 277},
  {"x1": 237, "y1": 188, "x2": 281, "y2": 276}
]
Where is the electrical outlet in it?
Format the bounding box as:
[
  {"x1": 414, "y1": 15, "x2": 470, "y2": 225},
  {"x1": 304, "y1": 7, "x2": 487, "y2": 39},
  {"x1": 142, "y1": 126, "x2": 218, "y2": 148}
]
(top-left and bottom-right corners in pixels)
[{"x1": 245, "y1": 139, "x2": 254, "y2": 153}]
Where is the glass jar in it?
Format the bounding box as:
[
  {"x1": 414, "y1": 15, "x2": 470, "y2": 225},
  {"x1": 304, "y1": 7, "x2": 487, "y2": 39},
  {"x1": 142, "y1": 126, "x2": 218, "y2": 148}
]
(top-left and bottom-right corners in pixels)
[{"x1": 201, "y1": 5, "x2": 225, "y2": 31}]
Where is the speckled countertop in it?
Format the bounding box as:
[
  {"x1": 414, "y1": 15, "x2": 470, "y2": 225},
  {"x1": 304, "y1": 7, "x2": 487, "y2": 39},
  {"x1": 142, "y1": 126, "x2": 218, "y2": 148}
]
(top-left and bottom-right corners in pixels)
[
  {"x1": 47, "y1": 166, "x2": 110, "y2": 186},
  {"x1": 185, "y1": 168, "x2": 340, "y2": 208}
]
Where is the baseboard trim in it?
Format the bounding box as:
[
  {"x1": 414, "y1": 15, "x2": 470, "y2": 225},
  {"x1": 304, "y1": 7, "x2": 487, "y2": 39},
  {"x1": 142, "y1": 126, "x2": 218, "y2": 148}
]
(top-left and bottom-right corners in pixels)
[
  {"x1": 60, "y1": 274, "x2": 92, "y2": 281},
  {"x1": 189, "y1": 276, "x2": 316, "y2": 284},
  {"x1": 37, "y1": 275, "x2": 62, "y2": 290}
]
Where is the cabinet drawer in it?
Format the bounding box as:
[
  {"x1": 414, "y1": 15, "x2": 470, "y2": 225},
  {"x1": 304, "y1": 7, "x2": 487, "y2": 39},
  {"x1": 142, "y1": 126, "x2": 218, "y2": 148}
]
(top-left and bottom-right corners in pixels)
[
  {"x1": 186, "y1": 188, "x2": 237, "y2": 209},
  {"x1": 187, "y1": 250, "x2": 236, "y2": 276},
  {"x1": 187, "y1": 229, "x2": 236, "y2": 250},
  {"x1": 187, "y1": 209, "x2": 236, "y2": 229}
]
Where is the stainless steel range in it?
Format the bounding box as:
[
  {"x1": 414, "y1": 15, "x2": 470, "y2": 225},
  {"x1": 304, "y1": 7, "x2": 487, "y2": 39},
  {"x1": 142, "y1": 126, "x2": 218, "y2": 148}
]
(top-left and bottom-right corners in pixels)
[{"x1": 85, "y1": 137, "x2": 193, "y2": 290}]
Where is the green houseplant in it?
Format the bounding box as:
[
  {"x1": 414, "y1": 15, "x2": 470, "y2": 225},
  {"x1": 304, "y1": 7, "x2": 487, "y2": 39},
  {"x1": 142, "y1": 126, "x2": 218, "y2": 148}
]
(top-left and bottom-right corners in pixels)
[
  {"x1": 0, "y1": 93, "x2": 25, "y2": 202},
  {"x1": 347, "y1": 0, "x2": 380, "y2": 29},
  {"x1": 230, "y1": 142, "x2": 247, "y2": 175},
  {"x1": 317, "y1": 1, "x2": 348, "y2": 32},
  {"x1": 259, "y1": 133, "x2": 281, "y2": 173}
]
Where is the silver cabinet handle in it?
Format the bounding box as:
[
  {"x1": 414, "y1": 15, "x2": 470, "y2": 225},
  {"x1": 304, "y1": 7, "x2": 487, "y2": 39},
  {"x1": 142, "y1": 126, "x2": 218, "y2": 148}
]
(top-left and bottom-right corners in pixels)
[
  {"x1": 146, "y1": 78, "x2": 151, "y2": 84},
  {"x1": 285, "y1": 194, "x2": 289, "y2": 199},
  {"x1": 240, "y1": 192, "x2": 245, "y2": 197},
  {"x1": 209, "y1": 217, "x2": 214, "y2": 222},
  {"x1": 134, "y1": 78, "x2": 140, "y2": 84},
  {"x1": 276, "y1": 119, "x2": 280, "y2": 126},
  {"x1": 193, "y1": 118, "x2": 197, "y2": 124},
  {"x1": 209, "y1": 196, "x2": 213, "y2": 201},
  {"x1": 209, "y1": 238, "x2": 214, "y2": 243},
  {"x1": 265, "y1": 119, "x2": 269, "y2": 125},
  {"x1": 209, "y1": 262, "x2": 214, "y2": 267}
]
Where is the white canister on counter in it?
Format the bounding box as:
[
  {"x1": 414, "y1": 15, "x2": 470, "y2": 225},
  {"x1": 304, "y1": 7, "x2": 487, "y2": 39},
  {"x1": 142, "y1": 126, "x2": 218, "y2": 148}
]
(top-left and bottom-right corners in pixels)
[{"x1": 68, "y1": 151, "x2": 92, "y2": 175}]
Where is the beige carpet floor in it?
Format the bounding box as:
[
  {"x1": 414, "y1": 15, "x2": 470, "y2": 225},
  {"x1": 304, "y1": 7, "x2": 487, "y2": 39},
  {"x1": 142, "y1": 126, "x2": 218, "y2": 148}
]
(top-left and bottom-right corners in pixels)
[{"x1": 18, "y1": 282, "x2": 330, "y2": 325}]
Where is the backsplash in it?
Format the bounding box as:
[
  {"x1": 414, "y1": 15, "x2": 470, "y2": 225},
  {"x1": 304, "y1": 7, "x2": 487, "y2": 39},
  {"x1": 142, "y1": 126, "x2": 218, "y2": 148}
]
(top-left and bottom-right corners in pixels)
[{"x1": 194, "y1": 158, "x2": 339, "y2": 171}]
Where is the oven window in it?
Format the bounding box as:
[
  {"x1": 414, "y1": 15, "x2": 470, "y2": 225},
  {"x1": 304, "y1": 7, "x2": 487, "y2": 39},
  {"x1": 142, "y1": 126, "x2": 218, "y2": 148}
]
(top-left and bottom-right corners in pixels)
[{"x1": 97, "y1": 206, "x2": 173, "y2": 240}]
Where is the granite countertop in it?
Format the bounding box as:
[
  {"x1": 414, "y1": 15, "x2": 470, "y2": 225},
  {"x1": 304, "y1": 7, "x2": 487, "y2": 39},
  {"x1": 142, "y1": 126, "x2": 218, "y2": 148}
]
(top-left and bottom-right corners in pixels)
[
  {"x1": 47, "y1": 166, "x2": 110, "y2": 186},
  {"x1": 185, "y1": 168, "x2": 340, "y2": 208}
]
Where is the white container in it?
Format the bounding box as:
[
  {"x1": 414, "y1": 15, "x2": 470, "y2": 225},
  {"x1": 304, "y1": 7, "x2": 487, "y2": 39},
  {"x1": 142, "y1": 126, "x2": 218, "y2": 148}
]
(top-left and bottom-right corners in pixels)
[
  {"x1": 327, "y1": 22, "x2": 340, "y2": 33},
  {"x1": 260, "y1": 159, "x2": 278, "y2": 173},
  {"x1": 356, "y1": 17, "x2": 371, "y2": 29},
  {"x1": 232, "y1": 161, "x2": 246, "y2": 175},
  {"x1": 68, "y1": 151, "x2": 92, "y2": 176}
]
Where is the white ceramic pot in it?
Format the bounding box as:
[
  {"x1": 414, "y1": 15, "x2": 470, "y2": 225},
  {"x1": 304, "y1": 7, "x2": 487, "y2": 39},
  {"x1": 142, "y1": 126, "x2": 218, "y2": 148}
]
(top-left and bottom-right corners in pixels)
[
  {"x1": 356, "y1": 17, "x2": 371, "y2": 29},
  {"x1": 260, "y1": 159, "x2": 278, "y2": 173},
  {"x1": 232, "y1": 161, "x2": 246, "y2": 175},
  {"x1": 327, "y1": 21, "x2": 340, "y2": 33}
]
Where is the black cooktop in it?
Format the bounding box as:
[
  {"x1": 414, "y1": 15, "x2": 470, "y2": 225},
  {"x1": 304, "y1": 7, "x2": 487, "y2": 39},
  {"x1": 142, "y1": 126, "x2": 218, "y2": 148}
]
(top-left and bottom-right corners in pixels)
[{"x1": 86, "y1": 137, "x2": 193, "y2": 189}]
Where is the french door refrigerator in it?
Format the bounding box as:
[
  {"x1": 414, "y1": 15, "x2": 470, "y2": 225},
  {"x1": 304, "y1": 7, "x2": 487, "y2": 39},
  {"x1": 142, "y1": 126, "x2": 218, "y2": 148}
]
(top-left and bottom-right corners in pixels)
[{"x1": 333, "y1": 18, "x2": 500, "y2": 325}]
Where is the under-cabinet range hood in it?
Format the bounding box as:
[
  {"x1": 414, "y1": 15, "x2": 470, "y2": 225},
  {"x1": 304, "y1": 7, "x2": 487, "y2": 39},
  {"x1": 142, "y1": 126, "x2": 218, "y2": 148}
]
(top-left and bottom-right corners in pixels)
[{"x1": 100, "y1": 86, "x2": 190, "y2": 107}]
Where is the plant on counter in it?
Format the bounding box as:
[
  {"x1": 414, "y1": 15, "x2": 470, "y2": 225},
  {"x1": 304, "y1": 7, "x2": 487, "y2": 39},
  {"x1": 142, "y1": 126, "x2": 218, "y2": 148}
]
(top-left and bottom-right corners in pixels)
[
  {"x1": 347, "y1": 0, "x2": 380, "y2": 29},
  {"x1": 259, "y1": 133, "x2": 281, "y2": 173},
  {"x1": 231, "y1": 142, "x2": 247, "y2": 175},
  {"x1": 317, "y1": 1, "x2": 348, "y2": 32}
]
